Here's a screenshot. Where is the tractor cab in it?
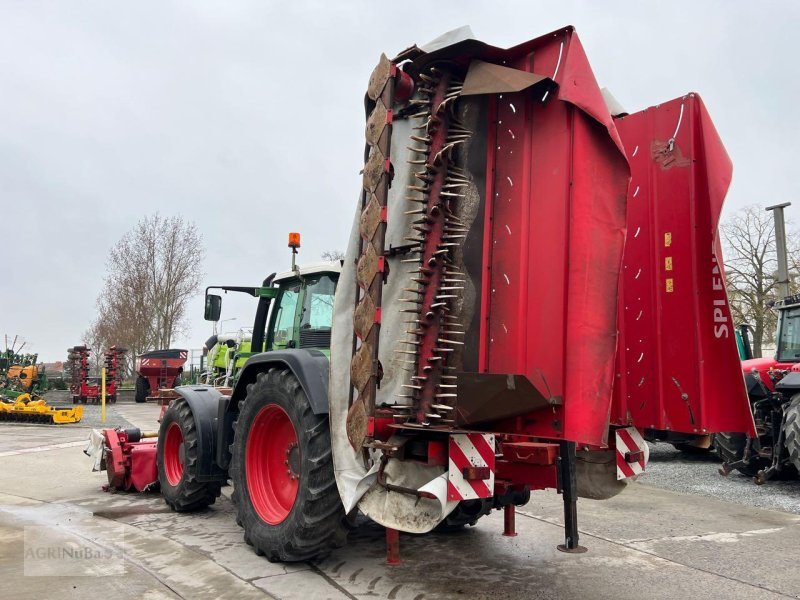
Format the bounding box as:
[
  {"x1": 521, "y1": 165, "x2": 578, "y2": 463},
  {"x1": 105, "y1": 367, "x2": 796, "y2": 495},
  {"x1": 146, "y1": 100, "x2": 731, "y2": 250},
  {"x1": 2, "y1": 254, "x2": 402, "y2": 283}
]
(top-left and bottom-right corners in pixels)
[
  {"x1": 266, "y1": 264, "x2": 339, "y2": 354},
  {"x1": 202, "y1": 235, "x2": 341, "y2": 385},
  {"x1": 775, "y1": 295, "x2": 800, "y2": 364}
]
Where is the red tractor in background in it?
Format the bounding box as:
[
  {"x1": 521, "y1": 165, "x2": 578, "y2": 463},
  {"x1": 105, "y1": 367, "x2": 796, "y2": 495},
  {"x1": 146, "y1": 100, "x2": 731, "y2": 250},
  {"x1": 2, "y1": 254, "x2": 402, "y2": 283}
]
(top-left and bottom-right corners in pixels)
[
  {"x1": 718, "y1": 202, "x2": 800, "y2": 483},
  {"x1": 723, "y1": 294, "x2": 800, "y2": 482},
  {"x1": 134, "y1": 349, "x2": 188, "y2": 403}
]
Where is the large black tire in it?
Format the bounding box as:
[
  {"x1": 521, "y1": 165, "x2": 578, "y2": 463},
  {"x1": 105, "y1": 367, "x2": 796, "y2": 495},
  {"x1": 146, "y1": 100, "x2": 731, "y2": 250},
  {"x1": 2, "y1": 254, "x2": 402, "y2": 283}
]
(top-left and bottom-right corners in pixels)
[
  {"x1": 230, "y1": 368, "x2": 348, "y2": 562},
  {"x1": 715, "y1": 431, "x2": 767, "y2": 477},
  {"x1": 135, "y1": 375, "x2": 150, "y2": 403},
  {"x1": 157, "y1": 399, "x2": 222, "y2": 511},
  {"x1": 783, "y1": 395, "x2": 800, "y2": 472}
]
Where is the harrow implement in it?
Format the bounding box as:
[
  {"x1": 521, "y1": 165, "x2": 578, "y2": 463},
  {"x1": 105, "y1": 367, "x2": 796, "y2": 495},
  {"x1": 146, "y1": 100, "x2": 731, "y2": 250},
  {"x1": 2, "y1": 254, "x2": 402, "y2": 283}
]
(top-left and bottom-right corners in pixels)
[{"x1": 0, "y1": 393, "x2": 84, "y2": 424}]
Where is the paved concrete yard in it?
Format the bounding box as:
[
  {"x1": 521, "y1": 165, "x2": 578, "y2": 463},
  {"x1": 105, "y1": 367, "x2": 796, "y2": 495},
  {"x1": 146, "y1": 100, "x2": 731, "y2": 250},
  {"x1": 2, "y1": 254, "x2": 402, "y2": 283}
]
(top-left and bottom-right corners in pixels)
[{"x1": 1, "y1": 403, "x2": 799, "y2": 599}]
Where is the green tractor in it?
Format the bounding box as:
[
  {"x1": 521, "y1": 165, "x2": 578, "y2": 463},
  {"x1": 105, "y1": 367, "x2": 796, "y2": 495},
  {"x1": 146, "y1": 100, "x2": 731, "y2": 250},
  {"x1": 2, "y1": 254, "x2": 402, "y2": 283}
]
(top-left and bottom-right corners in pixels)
[
  {"x1": 155, "y1": 255, "x2": 346, "y2": 559},
  {"x1": 200, "y1": 260, "x2": 340, "y2": 388}
]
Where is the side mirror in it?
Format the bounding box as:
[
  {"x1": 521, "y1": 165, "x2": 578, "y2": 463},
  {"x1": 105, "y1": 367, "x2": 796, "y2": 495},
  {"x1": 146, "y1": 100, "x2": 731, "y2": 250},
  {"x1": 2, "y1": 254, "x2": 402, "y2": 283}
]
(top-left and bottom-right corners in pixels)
[{"x1": 204, "y1": 294, "x2": 222, "y2": 322}]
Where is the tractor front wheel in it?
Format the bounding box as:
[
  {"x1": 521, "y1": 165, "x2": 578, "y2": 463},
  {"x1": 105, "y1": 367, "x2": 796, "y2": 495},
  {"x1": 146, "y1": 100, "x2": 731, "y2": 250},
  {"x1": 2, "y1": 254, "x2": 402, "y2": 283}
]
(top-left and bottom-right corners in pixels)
[
  {"x1": 157, "y1": 399, "x2": 222, "y2": 511},
  {"x1": 230, "y1": 368, "x2": 348, "y2": 562}
]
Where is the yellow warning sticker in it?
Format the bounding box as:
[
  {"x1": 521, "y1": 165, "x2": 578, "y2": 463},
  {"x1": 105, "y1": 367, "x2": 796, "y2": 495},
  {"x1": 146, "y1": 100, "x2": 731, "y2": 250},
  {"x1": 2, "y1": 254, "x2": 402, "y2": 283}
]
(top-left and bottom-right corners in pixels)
[
  {"x1": 666, "y1": 278, "x2": 674, "y2": 293},
  {"x1": 664, "y1": 232, "x2": 672, "y2": 247},
  {"x1": 665, "y1": 256, "x2": 673, "y2": 271}
]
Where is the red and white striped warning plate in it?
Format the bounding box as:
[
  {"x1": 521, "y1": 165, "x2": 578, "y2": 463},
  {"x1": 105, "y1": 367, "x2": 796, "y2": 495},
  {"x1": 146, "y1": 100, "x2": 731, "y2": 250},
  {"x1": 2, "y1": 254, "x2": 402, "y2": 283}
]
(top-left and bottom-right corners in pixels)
[
  {"x1": 447, "y1": 433, "x2": 495, "y2": 501},
  {"x1": 615, "y1": 427, "x2": 649, "y2": 480}
]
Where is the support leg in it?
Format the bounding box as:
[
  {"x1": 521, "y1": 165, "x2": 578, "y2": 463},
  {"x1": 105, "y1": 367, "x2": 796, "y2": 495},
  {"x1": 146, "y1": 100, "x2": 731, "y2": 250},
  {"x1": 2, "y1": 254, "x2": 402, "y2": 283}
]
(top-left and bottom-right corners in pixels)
[
  {"x1": 557, "y1": 440, "x2": 587, "y2": 553},
  {"x1": 503, "y1": 504, "x2": 518, "y2": 537},
  {"x1": 386, "y1": 527, "x2": 401, "y2": 565}
]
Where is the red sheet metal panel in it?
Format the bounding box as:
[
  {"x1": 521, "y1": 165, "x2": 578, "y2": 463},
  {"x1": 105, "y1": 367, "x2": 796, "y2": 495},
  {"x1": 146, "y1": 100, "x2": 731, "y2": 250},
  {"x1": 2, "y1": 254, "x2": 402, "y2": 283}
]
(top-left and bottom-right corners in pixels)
[
  {"x1": 611, "y1": 95, "x2": 755, "y2": 436},
  {"x1": 480, "y1": 29, "x2": 629, "y2": 446}
]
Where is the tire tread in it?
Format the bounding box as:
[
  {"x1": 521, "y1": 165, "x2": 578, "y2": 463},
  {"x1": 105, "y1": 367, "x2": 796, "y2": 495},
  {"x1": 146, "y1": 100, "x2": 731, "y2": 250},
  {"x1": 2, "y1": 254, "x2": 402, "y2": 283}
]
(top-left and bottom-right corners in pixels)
[
  {"x1": 783, "y1": 395, "x2": 800, "y2": 471},
  {"x1": 158, "y1": 399, "x2": 222, "y2": 512},
  {"x1": 230, "y1": 367, "x2": 347, "y2": 562}
]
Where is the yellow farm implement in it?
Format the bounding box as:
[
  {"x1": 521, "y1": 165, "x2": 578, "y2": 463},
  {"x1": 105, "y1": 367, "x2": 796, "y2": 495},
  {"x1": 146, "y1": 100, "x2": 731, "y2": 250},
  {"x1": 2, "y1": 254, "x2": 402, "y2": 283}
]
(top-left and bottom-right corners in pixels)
[{"x1": 0, "y1": 393, "x2": 84, "y2": 424}]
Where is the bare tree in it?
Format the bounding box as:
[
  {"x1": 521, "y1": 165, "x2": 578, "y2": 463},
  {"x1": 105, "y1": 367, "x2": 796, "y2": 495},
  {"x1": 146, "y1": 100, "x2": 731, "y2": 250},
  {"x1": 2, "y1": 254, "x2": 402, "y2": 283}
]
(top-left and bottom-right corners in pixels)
[
  {"x1": 88, "y1": 214, "x2": 205, "y2": 359},
  {"x1": 722, "y1": 205, "x2": 799, "y2": 357},
  {"x1": 81, "y1": 322, "x2": 106, "y2": 377},
  {"x1": 321, "y1": 249, "x2": 345, "y2": 261}
]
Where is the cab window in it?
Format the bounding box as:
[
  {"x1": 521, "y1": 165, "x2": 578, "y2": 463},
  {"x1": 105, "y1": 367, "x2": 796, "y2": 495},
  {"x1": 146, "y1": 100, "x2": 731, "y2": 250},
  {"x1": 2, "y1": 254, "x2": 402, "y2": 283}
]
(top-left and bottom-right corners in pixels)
[
  {"x1": 272, "y1": 283, "x2": 300, "y2": 349},
  {"x1": 777, "y1": 308, "x2": 800, "y2": 361},
  {"x1": 301, "y1": 274, "x2": 336, "y2": 331}
]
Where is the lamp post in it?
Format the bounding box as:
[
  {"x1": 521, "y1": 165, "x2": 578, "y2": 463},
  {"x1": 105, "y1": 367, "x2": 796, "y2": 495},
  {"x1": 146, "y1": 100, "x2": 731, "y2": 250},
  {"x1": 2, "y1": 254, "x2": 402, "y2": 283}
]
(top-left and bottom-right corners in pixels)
[{"x1": 766, "y1": 202, "x2": 792, "y2": 300}]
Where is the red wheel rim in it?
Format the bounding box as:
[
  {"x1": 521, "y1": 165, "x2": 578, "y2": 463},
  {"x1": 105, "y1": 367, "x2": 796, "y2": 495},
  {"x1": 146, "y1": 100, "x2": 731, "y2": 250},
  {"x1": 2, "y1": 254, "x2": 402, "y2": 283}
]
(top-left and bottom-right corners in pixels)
[
  {"x1": 246, "y1": 404, "x2": 300, "y2": 525},
  {"x1": 163, "y1": 421, "x2": 185, "y2": 486}
]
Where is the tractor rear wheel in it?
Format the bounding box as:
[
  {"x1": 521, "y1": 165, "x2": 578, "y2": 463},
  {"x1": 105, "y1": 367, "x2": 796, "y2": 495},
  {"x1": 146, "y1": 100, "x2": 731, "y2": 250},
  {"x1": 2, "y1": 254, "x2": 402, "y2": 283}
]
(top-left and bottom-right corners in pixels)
[
  {"x1": 783, "y1": 395, "x2": 800, "y2": 472},
  {"x1": 230, "y1": 368, "x2": 348, "y2": 562},
  {"x1": 157, "y1": 399, "x2": 222, "y2": 511},
  {"x1": 715, "y1": 431, "x2": 766, "y2": 477},
  {"x1": 135, "y1": 376, "x2": 150, "y2": 403}
]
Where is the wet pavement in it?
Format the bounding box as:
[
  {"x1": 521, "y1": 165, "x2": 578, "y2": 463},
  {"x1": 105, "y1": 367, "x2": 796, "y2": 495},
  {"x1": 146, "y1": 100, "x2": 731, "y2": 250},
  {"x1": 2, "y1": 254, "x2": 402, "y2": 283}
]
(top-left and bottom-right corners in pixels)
[{"x1": 1, "y1": 403, "x2": 799, "y2": 599}]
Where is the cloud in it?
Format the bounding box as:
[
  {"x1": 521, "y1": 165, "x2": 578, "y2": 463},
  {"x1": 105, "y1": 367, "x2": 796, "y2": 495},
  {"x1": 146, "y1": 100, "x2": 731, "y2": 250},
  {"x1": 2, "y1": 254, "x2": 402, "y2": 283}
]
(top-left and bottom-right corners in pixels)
[{"x1": 1, "y1": 0, "x2": 797, "y2": 360}]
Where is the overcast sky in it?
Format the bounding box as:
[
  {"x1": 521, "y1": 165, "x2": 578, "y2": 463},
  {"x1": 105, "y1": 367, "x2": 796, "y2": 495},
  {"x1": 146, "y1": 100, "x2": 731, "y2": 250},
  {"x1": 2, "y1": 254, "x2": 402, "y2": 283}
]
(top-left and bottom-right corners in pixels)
[{"x1": 1, "y1": 1, "x2": 798, "y2": 362}]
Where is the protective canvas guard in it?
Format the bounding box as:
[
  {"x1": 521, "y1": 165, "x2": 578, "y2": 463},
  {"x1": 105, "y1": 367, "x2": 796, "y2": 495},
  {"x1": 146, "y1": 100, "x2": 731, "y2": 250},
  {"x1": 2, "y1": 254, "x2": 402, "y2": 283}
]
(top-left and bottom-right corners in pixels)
[
  {"x1": 84, "y1": 429, "x2": 106, "y2": 472},
  {"x1": 330, "y1": 26, "x2": 630, "y2": 532}
]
